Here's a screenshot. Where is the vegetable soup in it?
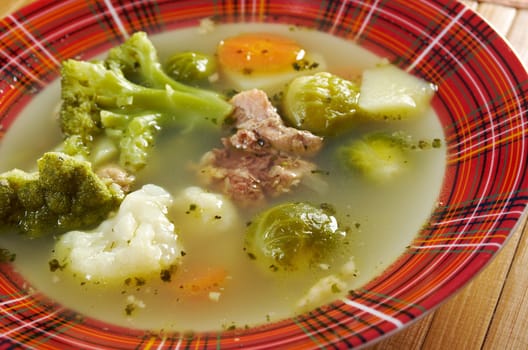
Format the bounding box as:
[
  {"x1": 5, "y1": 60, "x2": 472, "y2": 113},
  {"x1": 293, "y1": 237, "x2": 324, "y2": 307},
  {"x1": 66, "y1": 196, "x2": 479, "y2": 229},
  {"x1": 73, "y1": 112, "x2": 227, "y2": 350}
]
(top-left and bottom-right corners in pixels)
[{"x1": 0, "y1": 23, "x2": 446, "y2": 332}]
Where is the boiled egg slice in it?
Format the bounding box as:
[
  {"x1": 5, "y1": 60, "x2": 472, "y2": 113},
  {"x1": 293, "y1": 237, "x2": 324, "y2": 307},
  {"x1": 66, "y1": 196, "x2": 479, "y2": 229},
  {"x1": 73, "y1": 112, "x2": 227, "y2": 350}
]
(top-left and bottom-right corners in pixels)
[{"x1": 217, "y1": 33, "x2": 325, "y2": 94}]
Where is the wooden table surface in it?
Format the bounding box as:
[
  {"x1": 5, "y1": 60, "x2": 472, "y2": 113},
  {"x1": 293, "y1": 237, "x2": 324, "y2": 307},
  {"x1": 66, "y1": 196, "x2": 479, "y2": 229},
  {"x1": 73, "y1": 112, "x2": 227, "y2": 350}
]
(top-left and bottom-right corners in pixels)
[{"x1": 2, "y1": 1, "x2": 528, "y2": 349}]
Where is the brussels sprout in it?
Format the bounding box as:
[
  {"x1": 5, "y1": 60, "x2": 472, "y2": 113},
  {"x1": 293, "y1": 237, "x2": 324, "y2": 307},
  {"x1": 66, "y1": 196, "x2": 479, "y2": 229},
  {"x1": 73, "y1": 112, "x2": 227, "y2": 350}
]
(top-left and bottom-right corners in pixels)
[
  {"x1": 281, "y1": 72, "x2": 360, "y2": 136},
  {"x1": 339, "y1": 132, "x2": 411, "y2": 183},
  {"x1": 244, "y1": 202, "x2": 348, "y2": 272},
  {"x1": 165, "y1": 52, "x2": 217, "y2": 84}
]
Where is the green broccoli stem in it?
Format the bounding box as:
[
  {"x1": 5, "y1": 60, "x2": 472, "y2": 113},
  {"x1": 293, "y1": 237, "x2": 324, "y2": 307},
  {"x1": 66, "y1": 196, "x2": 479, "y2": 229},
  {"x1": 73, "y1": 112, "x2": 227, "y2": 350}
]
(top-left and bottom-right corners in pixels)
[
  {"x1": 62, "y1": 59, "x2": 233, "y2": 128},
  {"x1": 106, "y1": 31, "x2": 220, "y2": 100},
  {"x1": 98, "y1": 84, "x2": 230, "y2": 127}
]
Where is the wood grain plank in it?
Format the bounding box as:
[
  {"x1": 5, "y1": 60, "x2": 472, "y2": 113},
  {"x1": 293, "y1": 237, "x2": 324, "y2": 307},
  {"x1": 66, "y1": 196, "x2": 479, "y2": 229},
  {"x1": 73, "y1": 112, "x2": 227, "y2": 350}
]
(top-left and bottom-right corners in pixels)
[
  {"x1": 476, "y1": 3, "x2": 517, "y2": 35},
  {"x1": 369, "y1": 224, "x2": 523, "y2": 350},
  {"x1": 460, "y1": 0, "x2": 480, "y2": 10},
  {"x1": 368, "y1": 313, "x2": 434, "y2": 349},
  {"x1": 505, "y1": 9, "x2": 528, "y2": 65},
  {"x1": 0, "y1": 0, "x2": 33, "y2": 18},
  {"x1": 480, "y1": 0, "x2": 528, "y2": 8},
  {"x1": 483, "y1": 223, "x2": 528, "y2": 347},
  {"x1": 421, "y1": 225, "x2": 523, "y2": 350}
]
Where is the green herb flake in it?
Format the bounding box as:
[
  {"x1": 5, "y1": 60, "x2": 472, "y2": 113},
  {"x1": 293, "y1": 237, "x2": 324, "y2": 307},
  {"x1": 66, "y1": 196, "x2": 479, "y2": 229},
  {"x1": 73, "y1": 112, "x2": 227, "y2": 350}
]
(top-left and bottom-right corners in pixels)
[
  {"x1": 186, "y1": 204, "x2": 198, "y2": 214},
  {"x1": 136, "y1": 277, "x2": 146, "y2": 286},
  {"x1": 125, "y1": 303, "x2": 136, "y2": 316},
  {"x1": 311, "y1": 169, "x2": 330, "y2": 176},
  {"x1": 160, "y1": 269, "x2": 172, "y2": 282},
  {"x1": 48, "y1": 258, "x2": 65, "y2": 272},
  {"x1": 319, "y1": 202, "x2": 336, "y2": 215},
  {"x1": 292, "y1": 59, "x2": 319, "y2": 71}
]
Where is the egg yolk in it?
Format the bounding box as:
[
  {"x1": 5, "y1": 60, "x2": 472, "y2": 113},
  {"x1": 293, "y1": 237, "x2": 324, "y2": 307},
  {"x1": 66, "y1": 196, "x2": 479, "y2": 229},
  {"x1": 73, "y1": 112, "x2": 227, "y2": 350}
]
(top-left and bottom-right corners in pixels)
[{"x1": 217, "y1": 33, "x2": 306, "y2": 75}]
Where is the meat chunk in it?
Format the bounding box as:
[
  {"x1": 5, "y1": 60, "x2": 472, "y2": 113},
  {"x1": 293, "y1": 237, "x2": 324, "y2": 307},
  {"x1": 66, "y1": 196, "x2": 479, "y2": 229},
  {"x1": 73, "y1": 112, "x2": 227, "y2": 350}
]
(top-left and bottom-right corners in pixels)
[
  {"x1": 228, "y1": 89, "x2": 323, "y2": 156},
  {"x1": 97, "y1": 165, "x2": 135, "y2": 193},
  {"x1": 197, "y1": 89, "x2": 324, "y2": 206},
  {"x1": 199, "y1": 147, "x2": 317, "y2": 206}
]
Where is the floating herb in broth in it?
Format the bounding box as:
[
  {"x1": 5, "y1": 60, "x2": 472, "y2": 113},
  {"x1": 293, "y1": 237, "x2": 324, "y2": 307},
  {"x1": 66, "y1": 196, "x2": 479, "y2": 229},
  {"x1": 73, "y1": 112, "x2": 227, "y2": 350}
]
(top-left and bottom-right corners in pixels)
[{"x1": 0, "y1": 23, "x2": 446, "y2": 332}]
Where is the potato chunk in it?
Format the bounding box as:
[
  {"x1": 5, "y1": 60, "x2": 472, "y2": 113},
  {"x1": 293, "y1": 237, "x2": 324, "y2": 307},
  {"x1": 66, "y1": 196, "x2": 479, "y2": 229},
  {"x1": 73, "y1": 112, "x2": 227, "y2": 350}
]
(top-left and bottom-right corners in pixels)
[{"x1": 358, "y1": 64, "x2": 436, "y2": 120}]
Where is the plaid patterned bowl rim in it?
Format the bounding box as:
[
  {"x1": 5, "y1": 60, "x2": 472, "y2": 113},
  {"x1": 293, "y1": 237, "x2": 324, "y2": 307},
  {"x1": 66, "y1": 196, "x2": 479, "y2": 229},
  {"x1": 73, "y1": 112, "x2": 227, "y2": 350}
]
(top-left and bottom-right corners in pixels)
[{"x1": 0, "y1": 0, "x2": 527, "y2": 349}]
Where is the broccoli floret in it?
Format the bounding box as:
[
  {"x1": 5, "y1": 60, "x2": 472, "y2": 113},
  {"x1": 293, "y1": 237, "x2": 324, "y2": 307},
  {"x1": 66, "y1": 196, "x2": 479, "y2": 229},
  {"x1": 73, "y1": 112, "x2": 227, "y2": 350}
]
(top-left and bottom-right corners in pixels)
[
  {"x1": 100, "y1": 110, "x2": 161, "y2": 172},
  {"x1": 54, "y1": 135, "x2": 91, "y2": 160},
  {"x1": 0, "y1": 152, "x2": 123, "y2": 237},
  {"x1": 105, "y1": 31, "x2": 224, "y2": 102},
  {"x1": 59, "y1": 32, "x2": 233, "y2": 172},
  {"x1": 59, "y1": 58, "x2": 231, "y2": 171},
  {"x1": 339, "y1": 132, "x2": 412, "y2": 183},
  {"x1": 244, "y1": 202, "x2": 348, "y2": 273},
  {"x1": 60, "y1": 59, "x2": 232, "y2": 133}
]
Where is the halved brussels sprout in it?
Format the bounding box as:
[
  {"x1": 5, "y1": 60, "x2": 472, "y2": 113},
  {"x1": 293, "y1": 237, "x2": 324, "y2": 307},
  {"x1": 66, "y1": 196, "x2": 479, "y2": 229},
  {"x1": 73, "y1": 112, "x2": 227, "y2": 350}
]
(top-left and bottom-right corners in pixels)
[
  {"x1": 339, "y1": 132, "x2": 410, "y2": 183},
  {"x1": 244, "y1": 202, "x2": 348, "y2": 272},
  {"x1": 281, "y1": 72, "x2": 360, "y2": 136},
  {"x1": 165, "y1": 52, "x2": 217, "y2": 84}
]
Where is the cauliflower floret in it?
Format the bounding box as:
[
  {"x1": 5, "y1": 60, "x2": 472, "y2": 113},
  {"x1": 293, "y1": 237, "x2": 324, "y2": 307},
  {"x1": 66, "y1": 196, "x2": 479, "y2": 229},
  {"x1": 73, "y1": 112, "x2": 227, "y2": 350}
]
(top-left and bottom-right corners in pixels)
[
  {"x1": 296, "y1": 275, "x2": 347, "y2": 311},
  {"x1": 53, "y1": 184, "x2": 183, "y2": 284},
  {"x1": 340, "y1": 256, "x2": 359, "y2": 277},
  {"x1": 296, "y1": 257, "x2": 359, "y2": 311},
  {"x1": 170, "y1": 186, "x2": 239, "y2": 237}
]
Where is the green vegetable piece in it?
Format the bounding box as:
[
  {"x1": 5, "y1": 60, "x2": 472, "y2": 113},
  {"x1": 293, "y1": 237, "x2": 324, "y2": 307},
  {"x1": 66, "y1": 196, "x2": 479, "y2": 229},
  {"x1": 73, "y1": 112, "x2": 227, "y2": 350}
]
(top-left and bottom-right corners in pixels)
[
  {"x1": 358, "y1": 64, "x2": 436, "y2": 120},
  {"x1": 59, "y1": 58, "x2": 231, "y2": 171},
  {"x1": 54, "y1": 135, "x2": 91, "y2": 160},
  {"x1": 60, "y1": 59, "x2": 231, "y2": 131},
  {"x1": 339, "y1": 132, "x2": 411, "y2": 183},
  {"x1": 58, "y1": 32, "x2": 233, "y2": 174},
  {"x1": 165, "y1": 52, "x2": 217, "y2": 84},
  {"x1": 101, "y1": 110, "x2": 161, "y2": 172},
  {"x1": 0, "y1": 152, "x2": 123, "y2": 237},
  {"x1": 244, "y1": 202, "x2": 347, "y2": 272},
  {"x1": 282, "y1": 72, "x2": 360, "y2": 136},
  {"x1": 105, "y1": 32, "x2": 224, "y2": 99}
]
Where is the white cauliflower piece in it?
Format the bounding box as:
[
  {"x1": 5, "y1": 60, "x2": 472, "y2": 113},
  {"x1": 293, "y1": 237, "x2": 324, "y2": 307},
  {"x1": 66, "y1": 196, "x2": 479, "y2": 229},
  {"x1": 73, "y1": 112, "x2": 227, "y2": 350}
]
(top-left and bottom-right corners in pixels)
[
  {"x1": 296, "y1": 257, "x2": 359, "y2": 311},
  {"x1": 53, "y1": 184, "x2": 183, "y2": 284},
  {"x1": 340, "y1": 256, "x2": 359, "y2": 277},
  {"x1": 296, "y1": 275, "x2": 347, "y2": 311},
  {"x1": 170, "y1": 186, "x2": 239, "y2": 237}
]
